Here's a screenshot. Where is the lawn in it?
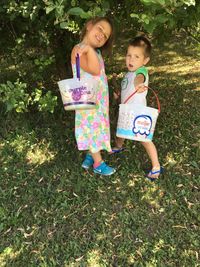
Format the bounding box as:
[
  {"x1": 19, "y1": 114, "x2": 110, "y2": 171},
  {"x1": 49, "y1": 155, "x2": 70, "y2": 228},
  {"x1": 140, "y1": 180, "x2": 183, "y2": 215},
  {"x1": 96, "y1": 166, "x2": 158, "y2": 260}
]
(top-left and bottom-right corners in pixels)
[{"x1": 0, "y1": 33, "x2": 200, "y2": 266}]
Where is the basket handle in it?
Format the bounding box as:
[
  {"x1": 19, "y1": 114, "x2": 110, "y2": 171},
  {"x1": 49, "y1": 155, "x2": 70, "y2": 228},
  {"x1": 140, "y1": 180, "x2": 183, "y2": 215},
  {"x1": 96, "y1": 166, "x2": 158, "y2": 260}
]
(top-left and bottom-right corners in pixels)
[
  {"x1": 123, "y1": 85, "x2": 161, "y2": 113},
  {"x1": 76, "y1": 53, "x2": 80, "y2": 80}
]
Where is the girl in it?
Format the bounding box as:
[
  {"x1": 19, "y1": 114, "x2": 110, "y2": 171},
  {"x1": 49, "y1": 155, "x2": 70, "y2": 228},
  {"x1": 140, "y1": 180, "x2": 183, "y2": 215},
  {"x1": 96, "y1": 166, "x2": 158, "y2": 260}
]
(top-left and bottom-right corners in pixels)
[{"x1": 71, "y1": 17, "x2": 116, "y2": 176}]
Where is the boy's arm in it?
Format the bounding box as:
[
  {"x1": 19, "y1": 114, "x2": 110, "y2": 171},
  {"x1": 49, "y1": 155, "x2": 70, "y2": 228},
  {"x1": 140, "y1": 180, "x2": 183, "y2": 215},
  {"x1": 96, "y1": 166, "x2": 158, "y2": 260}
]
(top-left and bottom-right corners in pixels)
[
  {"x1": 71, "y1": 44, "x2": 100, "y2": 76},
  {"x1": 134, "y1": 66, "x2": 148, "y2": 93},
  {"x1": 112, "y1": 73, "x2": 121, "y2": 101},
  {"x1": 134, "y1": 74, "x2": 147, "y2": 93}
]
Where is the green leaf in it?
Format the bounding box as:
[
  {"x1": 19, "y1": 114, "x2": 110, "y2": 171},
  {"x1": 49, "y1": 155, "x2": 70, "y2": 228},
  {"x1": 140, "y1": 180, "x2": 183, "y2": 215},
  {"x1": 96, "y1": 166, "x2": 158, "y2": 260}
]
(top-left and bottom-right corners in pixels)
[
  {"x1": 60, "y1": 22, "x2": 68, "y2": 29},
  {"x1": 130, "y1": 13, "x2": 139, "y2": 18},
  {"x1": 46, "y1": 5, "x2": 55, "y2": 14},
  {"x1": 67, "y1": 7, "x2": 85, "y2": 16},
  {"x1": 191, "y1": 161, "x2": 199, "y2": 169}
]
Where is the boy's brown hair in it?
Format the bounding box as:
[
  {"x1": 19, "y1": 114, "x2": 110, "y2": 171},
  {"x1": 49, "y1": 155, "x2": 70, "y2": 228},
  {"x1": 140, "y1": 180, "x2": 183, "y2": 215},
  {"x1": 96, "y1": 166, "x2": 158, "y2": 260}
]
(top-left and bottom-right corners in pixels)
[{"x1": 129, "y1": 36, "x2": 152, "y2": 58}]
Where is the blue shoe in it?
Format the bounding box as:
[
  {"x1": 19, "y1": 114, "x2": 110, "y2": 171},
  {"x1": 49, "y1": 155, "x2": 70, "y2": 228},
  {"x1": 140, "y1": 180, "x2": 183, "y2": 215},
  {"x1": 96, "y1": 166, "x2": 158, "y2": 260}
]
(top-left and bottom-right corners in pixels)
[
  {"x1": 145, "y1": 166, "x2": 164, "y2": 181},
  {"x1": 81, "y1": 154, "x2": 94, "y2": 169},
  {"x1": 93, "y1": 162, "x2": 116, "y2": 176}
]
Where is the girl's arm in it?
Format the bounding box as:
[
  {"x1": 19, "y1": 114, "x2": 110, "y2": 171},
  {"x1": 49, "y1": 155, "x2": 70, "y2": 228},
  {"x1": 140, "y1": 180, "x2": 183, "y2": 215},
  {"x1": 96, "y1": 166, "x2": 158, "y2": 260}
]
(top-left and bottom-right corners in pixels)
[
  {"x1": 71, "y1": 44, "x2": 101, "y2": 76},
  {"x1": 134, "y1": 74, "x2": 147, "y2": 93}
]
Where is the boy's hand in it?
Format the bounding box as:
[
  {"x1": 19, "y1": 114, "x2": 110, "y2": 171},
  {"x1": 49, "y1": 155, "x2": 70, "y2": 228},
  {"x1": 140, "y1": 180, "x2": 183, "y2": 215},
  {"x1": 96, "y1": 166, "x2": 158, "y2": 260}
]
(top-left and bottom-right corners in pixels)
[
  {"x1": 135, "y1": 83, "x2": 147, "y2": 93},
  {"x1": 113, "y1": 90, "x2": 120, "y2": 100}
]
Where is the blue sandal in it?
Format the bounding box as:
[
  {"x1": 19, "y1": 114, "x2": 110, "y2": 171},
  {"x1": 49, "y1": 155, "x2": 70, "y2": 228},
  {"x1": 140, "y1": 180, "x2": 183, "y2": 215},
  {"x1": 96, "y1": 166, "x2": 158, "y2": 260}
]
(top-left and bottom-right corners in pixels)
[
  {"x1": 145, "y1": 166, "x2": 164, "y2": 181},
  {"x1": 110, "y1": 147, "x2": 125, "y2": 154}
]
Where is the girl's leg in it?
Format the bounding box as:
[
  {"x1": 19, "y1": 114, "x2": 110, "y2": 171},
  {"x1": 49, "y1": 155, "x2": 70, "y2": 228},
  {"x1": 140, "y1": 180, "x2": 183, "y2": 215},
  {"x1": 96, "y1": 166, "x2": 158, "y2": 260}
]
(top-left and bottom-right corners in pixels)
[
  {"x1": 141, "y1": 141, "x2": 161, "y2": 178},
  {"x1": 82, "y1": 151, "x2": 115, "y2": 175},
  {"x1": 90, "y1": 151, "x2": 102, "y2": 167},
  {"x1": 91, "y1": 151, "x2": 116, "y2": 175}
]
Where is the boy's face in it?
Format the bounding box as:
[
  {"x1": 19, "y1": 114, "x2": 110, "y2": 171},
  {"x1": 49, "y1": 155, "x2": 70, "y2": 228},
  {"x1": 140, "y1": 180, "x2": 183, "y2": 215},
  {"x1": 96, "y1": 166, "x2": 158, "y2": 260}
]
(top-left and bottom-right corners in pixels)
[{"x1": 126, "y1": 45, "x2": 150, "y2": 71}]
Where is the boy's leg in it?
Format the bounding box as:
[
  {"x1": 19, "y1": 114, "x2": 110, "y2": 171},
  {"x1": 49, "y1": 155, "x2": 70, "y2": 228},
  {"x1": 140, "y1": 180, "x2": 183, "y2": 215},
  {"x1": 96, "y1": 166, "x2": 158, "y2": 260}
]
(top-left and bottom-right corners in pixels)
[
  {"x1": 141, "y1": 141, "x2": 161, "y2": 178},
  {"x1": 115, "y1": 137, "x2": 125, "y2": 149},
  {"x1": 110, "y1": 137, "x2": 125, "y2": 154}
]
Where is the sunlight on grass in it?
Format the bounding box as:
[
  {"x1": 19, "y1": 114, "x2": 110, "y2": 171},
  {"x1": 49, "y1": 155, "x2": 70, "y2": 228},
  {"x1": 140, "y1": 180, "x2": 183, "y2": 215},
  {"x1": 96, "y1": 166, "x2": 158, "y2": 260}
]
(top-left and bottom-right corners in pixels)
[
  {"x1": 96, "y1": 233, "x2": 106, "y2": 241},
  {"x1": 150, "y1": 59, "x2": 200, "y2": 75},
  {"x1": 152, "y1": 239, "x2": 165, "y2": 253},
  {"x1": 9, "y1": 134, "x2": 55, "y2": 165},
  {"x1": 127, "y1": 179, "x2": 136, "y2": 187},
  {"x1": 141, "y1": 186, "x2": 163, "y2": 209},
  {"x1": 165, "y1": 152, "x2": 177, "y2": 167},
  {"x1": 87, "y1": 249, "x2": 107, "y2": 266},
  {"x1": 10, "y1": 135, "x2": 30, "y2": 153},
  {"x1": 0, "y1": 247, "x2": 21, "y2": 267},
  {"x1": 26, "y1": 144, "x2": 55, "y2": 165},
  {"x1": 7, "y1": 65, "x2": 16, "y2": 70},
  {"x1": 181, "y1": 249, "x2": 199, "y2": 262}
]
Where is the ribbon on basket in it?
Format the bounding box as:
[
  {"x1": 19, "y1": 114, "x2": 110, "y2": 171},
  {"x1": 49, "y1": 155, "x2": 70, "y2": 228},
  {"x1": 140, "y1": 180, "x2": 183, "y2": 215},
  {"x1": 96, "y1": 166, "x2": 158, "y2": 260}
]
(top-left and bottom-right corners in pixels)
[
  {"x1": 75, "y1": 53, "x2": 80, "y2": 80},
  {"x1": 123, "y1": 86, "x2": 161, "y2": 113}
]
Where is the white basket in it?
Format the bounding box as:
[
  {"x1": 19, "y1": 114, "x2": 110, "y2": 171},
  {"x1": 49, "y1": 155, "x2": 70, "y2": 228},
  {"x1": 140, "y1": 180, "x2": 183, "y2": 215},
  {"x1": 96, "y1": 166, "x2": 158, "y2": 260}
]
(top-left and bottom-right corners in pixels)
[
  {"x1": 58, "y1": 77, "x2": 98, "y2": 111},
  {"x1": 116, "y1": 104, "x2": 159, "y2": 142},
  {"x1": 58, "y1": 53, "x2": 98, "y2": 111},
  {"x1": 116, "y1": 87, "x2": 160, "y2": 142}
]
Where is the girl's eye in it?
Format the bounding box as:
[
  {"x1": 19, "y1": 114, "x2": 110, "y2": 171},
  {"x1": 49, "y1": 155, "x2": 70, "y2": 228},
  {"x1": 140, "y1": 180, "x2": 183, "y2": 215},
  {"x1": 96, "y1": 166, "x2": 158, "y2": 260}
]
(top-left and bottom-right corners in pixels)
[{"x1": 97, "y1": 25, "x2": 108, "y2": 40}]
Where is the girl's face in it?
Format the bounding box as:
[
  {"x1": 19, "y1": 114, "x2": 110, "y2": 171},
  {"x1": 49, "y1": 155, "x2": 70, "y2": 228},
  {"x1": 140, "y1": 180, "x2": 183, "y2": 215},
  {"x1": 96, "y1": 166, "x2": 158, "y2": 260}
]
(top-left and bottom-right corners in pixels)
[
  {"x1": 126, "y1": 45, "x2": 149, "y2": 72},
  {"x1": 85, "y1": 20, "x2": 112, "y2": 48}
]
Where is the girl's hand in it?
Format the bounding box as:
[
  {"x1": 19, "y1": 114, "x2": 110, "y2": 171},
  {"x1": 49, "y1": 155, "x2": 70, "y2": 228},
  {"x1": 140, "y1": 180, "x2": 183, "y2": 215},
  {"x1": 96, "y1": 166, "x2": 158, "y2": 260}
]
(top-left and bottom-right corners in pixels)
[
  {"x1": 135, "y1": 83, "x2": 147, "y2": 93},
  {"x1": 71, "y1": 43, "x2": 100, "y2": 75},
  {"x1": 73, "y1": 43, "x2": 92, "y2": 58}
]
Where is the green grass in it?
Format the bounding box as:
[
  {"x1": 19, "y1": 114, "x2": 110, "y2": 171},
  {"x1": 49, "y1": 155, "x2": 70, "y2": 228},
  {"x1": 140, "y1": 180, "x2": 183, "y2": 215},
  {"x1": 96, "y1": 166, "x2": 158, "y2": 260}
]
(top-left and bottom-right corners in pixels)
[{"x1": 0, "y1": 35, "x2": 200, "y2": 267}]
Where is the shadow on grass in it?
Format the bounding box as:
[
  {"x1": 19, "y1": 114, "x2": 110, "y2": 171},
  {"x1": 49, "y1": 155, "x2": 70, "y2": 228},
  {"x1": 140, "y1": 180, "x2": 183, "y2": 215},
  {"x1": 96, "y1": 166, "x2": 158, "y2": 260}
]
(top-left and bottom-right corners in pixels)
[{"x1": 0, "y1": 36, "x2": 200, "y2": 266}]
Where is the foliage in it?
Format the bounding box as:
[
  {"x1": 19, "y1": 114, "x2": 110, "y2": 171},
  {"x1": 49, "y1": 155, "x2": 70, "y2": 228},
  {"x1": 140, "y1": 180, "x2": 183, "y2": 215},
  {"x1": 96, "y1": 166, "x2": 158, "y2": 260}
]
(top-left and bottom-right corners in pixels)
[
  {"x1": 0, "y1": 0, "x2": 199, "y2": 113},
  {"x1": 0, "y1": 80, "x2": 31, "y2": 113},
  {"x1": 129, "y1": 0, "x2": 200, "y2": 40},
  {"x1": 0, "y1": 80, "x2": 57, "y2": 113}
]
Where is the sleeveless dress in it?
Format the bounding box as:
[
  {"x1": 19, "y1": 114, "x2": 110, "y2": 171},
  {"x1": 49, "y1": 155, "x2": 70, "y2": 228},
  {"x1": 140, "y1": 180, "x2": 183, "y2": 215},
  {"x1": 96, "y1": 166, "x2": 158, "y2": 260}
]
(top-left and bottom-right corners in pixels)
[{"x1": 72, "y1": 50, "x2": 112, "y2": 153}]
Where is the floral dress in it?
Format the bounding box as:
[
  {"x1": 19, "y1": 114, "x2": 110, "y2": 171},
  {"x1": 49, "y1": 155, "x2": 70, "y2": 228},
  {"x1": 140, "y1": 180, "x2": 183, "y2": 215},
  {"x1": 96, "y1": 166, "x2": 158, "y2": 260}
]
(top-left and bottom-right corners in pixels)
[{"x1": 72, "y1": 50, "x2": 111, "y2": 153}]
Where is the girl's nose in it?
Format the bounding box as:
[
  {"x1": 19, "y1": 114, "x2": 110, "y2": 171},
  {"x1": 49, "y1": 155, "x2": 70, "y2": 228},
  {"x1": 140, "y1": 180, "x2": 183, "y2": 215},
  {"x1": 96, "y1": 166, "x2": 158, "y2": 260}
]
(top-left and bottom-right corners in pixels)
[{"x1": 99, "y1": 32, "x2": 104, "y2": 39}]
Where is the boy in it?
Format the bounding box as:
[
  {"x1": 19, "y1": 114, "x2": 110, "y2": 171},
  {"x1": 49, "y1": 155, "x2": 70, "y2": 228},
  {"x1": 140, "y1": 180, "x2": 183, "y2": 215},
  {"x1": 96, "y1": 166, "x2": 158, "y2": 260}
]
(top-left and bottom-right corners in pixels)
[{"x1": 113, "y1": 36, "x2": 163, "y2": 180}]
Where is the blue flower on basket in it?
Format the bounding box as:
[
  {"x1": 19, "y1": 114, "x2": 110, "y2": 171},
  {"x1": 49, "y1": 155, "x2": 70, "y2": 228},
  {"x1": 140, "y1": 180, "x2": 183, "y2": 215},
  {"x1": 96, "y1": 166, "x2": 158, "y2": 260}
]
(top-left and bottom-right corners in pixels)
[{"x1": 132, "y1": 115, "x2": 152, "y2": 136}]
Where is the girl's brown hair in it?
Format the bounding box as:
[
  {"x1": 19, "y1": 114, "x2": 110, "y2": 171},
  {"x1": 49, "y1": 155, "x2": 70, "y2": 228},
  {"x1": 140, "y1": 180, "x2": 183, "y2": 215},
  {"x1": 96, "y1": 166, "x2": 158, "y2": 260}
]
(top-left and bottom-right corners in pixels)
[{"x1": 80, "y1": 16, "x2": 114, "y2": 54}]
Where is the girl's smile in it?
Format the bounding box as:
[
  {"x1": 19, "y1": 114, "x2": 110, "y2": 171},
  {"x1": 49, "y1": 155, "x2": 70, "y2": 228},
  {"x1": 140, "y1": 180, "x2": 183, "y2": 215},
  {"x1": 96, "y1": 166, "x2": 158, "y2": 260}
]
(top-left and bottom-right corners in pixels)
[{"x1": 85, "y1": 21, "x2": 111, "y2": 48}]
